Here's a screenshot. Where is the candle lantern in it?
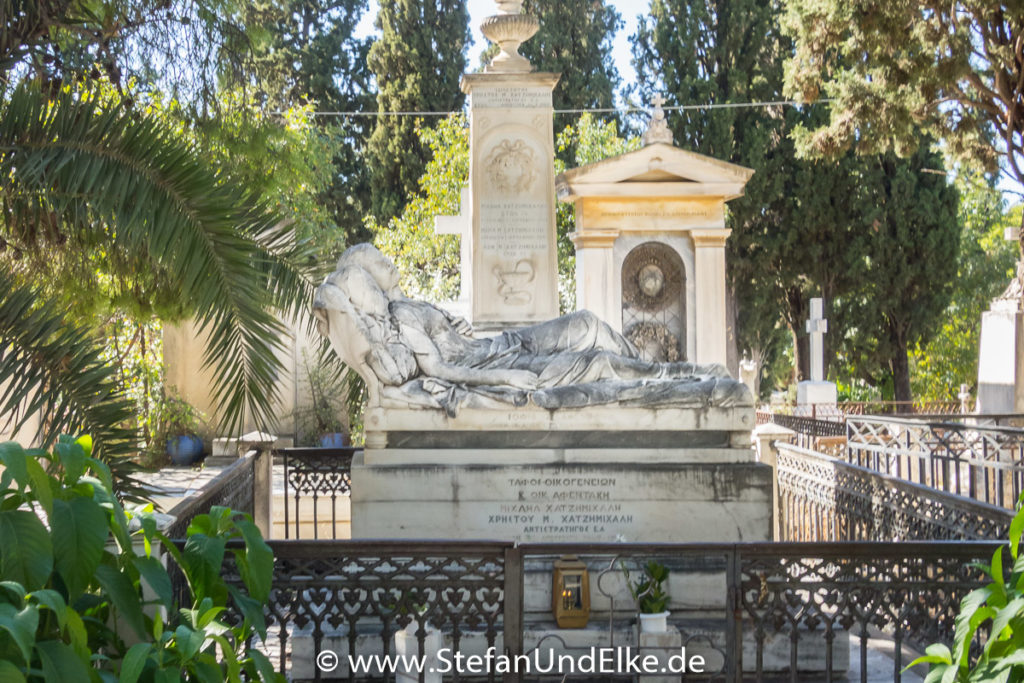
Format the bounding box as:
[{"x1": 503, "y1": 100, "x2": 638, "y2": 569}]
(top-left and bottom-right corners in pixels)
[{"x1": 552, "y1": 555, "x2": 590, "y2": 628}]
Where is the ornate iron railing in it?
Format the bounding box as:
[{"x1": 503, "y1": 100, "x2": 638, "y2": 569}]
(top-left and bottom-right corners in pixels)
[
  {"x1": 845, "y1": 415, "x2": 1024, "y2": 509},
  {"x1": 777, "y1": 443, "x2": 1013, "y2": 542},
  {"x1": 222, "y1": 540, "x2": 1000, "y2": 682},
  {"x1": 280, "y1": 446, "x2": 356, "y2": 539}
]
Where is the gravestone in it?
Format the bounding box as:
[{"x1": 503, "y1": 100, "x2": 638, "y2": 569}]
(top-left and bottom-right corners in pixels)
[
  {"x1": 796, "y1": 298, "x2": 837, "y2": 406},
  {"x1": 313, "y1": 1, "x2": 770, "y2": 546},
  {"x1": 459, "y1": 1, "x2": 560, "y2": 329}
]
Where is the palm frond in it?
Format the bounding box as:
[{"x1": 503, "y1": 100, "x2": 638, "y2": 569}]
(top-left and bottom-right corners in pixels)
[
  {"x1": 0, "y1": 85, "x2": 314, "y2": 434},
  {"x1": 0, "y1": 266, "x2": 143, "y2": 491}
]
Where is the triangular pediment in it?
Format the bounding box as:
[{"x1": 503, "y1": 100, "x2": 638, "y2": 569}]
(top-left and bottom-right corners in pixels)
[
  {"x1": 563, "y1": 143, "x2": 753, "y2": 185},
  {"x1": 556, "y1": 143, "x2": 754, "y2": 200}
]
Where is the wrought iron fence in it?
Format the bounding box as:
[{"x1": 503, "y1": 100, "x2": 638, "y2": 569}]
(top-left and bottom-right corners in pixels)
[
  {"x1": 777, "y1": 443, "x2": 1013, "y2": 542},
  {"x1": 280, "y1": 446, "x2": 356, "y2": 539},
  {"x1": 220, "y1": 540, "x2": 1000, "y2": 683},
  {"x1": 846, "y1": 415, "x2": 1024, "y2": 509}
]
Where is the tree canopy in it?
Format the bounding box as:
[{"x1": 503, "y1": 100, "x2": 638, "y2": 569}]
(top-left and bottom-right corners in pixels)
[{"x1": 366, "y1": 0, "x2": 469, "y2": 220}]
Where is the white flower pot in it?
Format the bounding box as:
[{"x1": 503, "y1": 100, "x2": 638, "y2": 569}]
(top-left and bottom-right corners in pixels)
[{"x1": 639, "y1": 611, "x2": 670, "y2": 633}]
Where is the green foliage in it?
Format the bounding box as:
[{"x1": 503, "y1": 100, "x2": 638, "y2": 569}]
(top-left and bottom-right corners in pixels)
[
  {"x1": 368, "y1": 114, "x2": 467, "y2": 302},
  {"x1": 0, "y1": 84, "x2": 312, "y2": 437},
  {"x1": 519, "y1": 0, "x2": 622, "y2": 156},
  {"x1": 366, "y1": 0, "x2": 469, "y2": 220},
  {"x1": 0, "y1": 270, "x2": 137, "y2": 472},
  {"x1": 910, "y1": 177, "x2": 1018, "y2": 401},
  {"x1": 0, "y1": 437, "x2": 280, "y2": 681},
  {"x1": 624, "y1": 560, "x2": 671, "y2": 615},
  {"x1": 152, "y1": 392, "x2": 203, "y2": 440},
  {"x1": 908, "y1": 495, "x2": 1024, "y2": 681},
  {"x1": 781, "y1": 0, "x2": 1013, "y2": 185},
  {"x1": 230, "y1": 0, "x2": 376, "y2": 248},
  {"x1": 833, "y1": 144, "x2": 962, "y2": 403}
]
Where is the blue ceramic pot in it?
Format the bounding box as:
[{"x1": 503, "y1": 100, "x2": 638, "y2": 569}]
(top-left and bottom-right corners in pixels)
[
  {"x1": 319, "y1": 433, "x2": 348, "y2": 449},
  {"x1": 167, "y1": 434, "x2": 203, "y2": 465}
]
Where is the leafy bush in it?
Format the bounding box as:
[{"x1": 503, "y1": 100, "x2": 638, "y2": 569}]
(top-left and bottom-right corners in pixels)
[
  {"x1": 910, "y1": 497, "x2": 1024, "y2": 681},
  {"x1": 0, "y1": 436, "x2": 281, "y2": 682},
  {"x1": 624, "y1": 560, "x2": 671, "y2": 615}
]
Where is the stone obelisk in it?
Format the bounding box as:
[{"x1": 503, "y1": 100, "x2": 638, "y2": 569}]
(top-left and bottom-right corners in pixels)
[{"x1": 461, "y1": 1, "x2": 560, "y2": 329}]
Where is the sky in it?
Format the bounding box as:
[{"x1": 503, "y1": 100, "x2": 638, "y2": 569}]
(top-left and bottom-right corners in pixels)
[{"x1": 356, "y1": 1, "x2": 649, "y2": 93}]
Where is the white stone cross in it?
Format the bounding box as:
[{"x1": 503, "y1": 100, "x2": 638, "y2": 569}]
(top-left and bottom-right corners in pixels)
[
  {"x1": 434, "y1": 187, "x2": 472, "y2": 301},
  {"x1": 805, "y1": 298, "x2": 828, "y2": 382}
]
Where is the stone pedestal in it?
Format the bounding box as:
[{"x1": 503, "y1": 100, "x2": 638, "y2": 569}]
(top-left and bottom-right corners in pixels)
[
  {"x1": 796, "y1": 380, "x2": 838, "y2": 407},
  {"x1": 352, "y1": 405, "x2": 769, "y2": 544},
  {"x1": 462, "y1": 72, "x2": 561, "y2": 329},
  {"x1": 977, "y1": 299, "x2": 1024, "y2": 413}
]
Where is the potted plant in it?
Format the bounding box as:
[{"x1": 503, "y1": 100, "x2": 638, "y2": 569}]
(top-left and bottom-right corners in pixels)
[
  {"x1": 294, "y1": 352, "x2": 351, "y2": 448},
  {"x1": 626, "y1": 560, "x2": 671, "y2": 633},
  {"x1": 154, "y1": 392, "x2": 205, "y2": 465}
]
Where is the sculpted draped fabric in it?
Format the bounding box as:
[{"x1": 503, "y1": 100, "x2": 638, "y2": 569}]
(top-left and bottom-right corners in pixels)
[{"x1": 313, "y1": 244, "x2": 752, "y2": 416}]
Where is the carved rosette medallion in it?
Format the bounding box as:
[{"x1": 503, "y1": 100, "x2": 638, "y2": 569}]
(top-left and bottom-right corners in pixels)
[
  {"x1": 622, "y1": 243, "x2": 683, "y2": 312},
  {"x1": 484, "y1": 139, "x2": 538, "y2": 195}
]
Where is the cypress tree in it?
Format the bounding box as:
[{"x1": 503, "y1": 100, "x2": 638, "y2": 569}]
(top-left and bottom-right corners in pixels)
[
  {"x1": 633, "y1": 0, "x2": 961, "y2": 402},
  {"x1": 366, "y1": 0, "x2": 470, "y2": 220},
  {"x1": 240, "y1": 0, "x2": 376, "y2": 247},
  {"x1": 519, "y1": 0, "x2": 621, "y2": 147}
]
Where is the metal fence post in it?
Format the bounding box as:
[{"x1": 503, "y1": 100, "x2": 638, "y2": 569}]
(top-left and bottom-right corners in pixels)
[
  {"x1": 503, "y1": 544, "x2": 523, "y2": 683},
  {"x1": 726, "y1": 546, "x2": 742, "y2": 683}
]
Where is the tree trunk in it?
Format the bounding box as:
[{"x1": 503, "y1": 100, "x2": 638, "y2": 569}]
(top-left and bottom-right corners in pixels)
[
  {"x1": 785, "y1": 288, "x2": 810, "y2": 382},
  {"x1": 888, "y1": 321, "x2": 912, "y2": 411}
]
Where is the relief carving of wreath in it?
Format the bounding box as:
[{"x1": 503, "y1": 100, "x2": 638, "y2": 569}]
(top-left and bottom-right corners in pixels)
[
  {"x1": 625, "y1": 322, "x2": 681, "y2": 362},
  {"x1": 484, "y1": 139, "x2": 538, "y2": 195}
]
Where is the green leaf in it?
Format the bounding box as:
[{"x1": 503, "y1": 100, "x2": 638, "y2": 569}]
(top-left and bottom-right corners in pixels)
[
  {"x1": 227, "y1": 585, "x2": 267, "y2": 641},
  {"x1": 247, "y1": 649, "x2": 278, "y2": 682},
  {"x1": 0, "y1": 509, "x2": 53, "y2": 590},
  {"x1": 990, "y1": 595, "x2": 1024, "y2": 648},
  {"x1": 93, "y1": 563, "x2": 147, "y2": 639},
  {"x1": 55, "y1": 442, "x2": 86, "y2": 485},
  {"x1": 36, "y1": 639, "x2": 92, "y2": 681},
  {"x1": 0, "y1": 603, "x2": 38, "y2": 665},
  {"x1": 993, "y1": 546, "x2": 1006, "y2": 592},
  {"x1": 119, "y1": 642, "x2": 152, "y2": 683},
  {"x1": 51, "y1": 497, "x2": 109, "y2": 597},
  {"x1": 233, "y1": 517, "x2": 273, "y2": 602},
  {"x1": 28, "y1": 589, "x2": 66, "y2": 629},
  {"x1": 1011, "y1": 509, "x2": 1024, "y2": 560},
  {"x1": 174, "y1": 624, "x2": 206, "y2": 661},
  {"x1": 64, "y1": 608, "x2": 89, "y2": 661},
  {"x1": 0, "y1": 444, "x2": 29, "y2": 491},
  {"x1": 0, "y1": 660, "x2": 26, "y2": 683},
  {"x1": 133, "y1": 556, "x2": 172, "y2": 611},
  {"x1": 182, "y1": 534, "x2": 226, "y2": 603},
  {"x1": 24, "y1": 459, "x2": 53, "y2": 517}
]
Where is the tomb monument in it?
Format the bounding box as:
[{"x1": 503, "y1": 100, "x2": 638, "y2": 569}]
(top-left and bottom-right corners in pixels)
[{"x1": 313, "y1": 1, "x2": 770, "y2": 545}]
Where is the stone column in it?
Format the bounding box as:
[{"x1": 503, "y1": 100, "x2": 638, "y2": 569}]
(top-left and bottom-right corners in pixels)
[
  {"x1": 690, "y1": 229, "x2": 730, "y2": 366},
  {"x1": 570, "y1": 229, "x2": 620, "y2": 329},
  {"x1": 461, "y1": 2, "x2": 561, "y2": 329}
]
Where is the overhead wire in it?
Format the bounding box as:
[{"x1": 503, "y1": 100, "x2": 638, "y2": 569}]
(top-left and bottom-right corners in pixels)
[{"x1": 271, "y1": 99, "x2": 836, "y2": 118}]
